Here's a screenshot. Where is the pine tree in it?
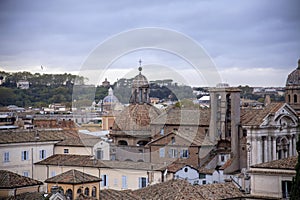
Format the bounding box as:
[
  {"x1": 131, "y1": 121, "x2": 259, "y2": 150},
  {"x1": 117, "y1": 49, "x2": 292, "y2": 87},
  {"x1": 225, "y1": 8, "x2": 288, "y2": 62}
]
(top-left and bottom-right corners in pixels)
[{"x1": 290, "y1": 139, "x2": 300, "y2": 199}]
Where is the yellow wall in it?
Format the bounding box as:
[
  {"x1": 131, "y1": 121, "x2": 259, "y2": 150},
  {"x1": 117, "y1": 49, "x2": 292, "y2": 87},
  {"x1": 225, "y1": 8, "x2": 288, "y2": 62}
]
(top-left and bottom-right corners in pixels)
[{"x1": 35, "y1": 164, "x2": 162, "y2": 191}]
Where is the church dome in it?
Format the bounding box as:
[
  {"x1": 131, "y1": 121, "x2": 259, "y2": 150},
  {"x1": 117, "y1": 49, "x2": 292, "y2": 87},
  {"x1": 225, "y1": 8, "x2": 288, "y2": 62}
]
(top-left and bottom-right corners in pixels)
[
  {"x1": 102, "y1": 87, "x2": 119, "y2": 104},
  {"x1": 112, "y1": 104, "x2": 161, "y2": 132},
  {"x1": 286, "y1": 59, "x2": 300, "y2": 86},
  {"x1": 132, "y1": 67, "x2": 149, "y2": 88}
]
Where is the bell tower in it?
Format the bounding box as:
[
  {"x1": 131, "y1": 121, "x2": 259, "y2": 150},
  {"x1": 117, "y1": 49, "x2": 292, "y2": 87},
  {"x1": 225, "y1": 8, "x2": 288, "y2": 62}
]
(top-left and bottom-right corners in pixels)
[{"x1": 129, "y1": 60, "x2": 150, "y2": 104}]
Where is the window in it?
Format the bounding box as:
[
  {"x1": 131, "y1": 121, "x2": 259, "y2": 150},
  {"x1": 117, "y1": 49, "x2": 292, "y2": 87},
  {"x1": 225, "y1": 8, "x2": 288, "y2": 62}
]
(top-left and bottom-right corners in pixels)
[
  {"x1": 84, "y1": 187, "x2": 89, "y2": 196},
  {"x1": 282, "y1": 181, "x2": 292, "y2": 198},
  {"x1": 101, "y1": 175, "x2": 108, "y2": 187},
  {"x1": 184, "y1": 167, "x2": 188, "y2": 173},
  {"x1": 114, "y1": 178, "x2": 118, "y2": 186},
  {"x1": 139, "y1": 177, "x2": 147, "y2": 188},
  {"x1": 23, "y1": 171, "x2": 29, "y2": 177},
  {"x1": 91, "y1": 187, "x2": 97, "y2": 197},
  {"x1": 221, "y1": 155, "x2": 225, "y2": 162},
  {"x1": 160, "y1": 128, "x2": 164, "y2": 135},
  {"x1": 159, "y1": 148, "x2": 165, "y2": 158},
  {"x1": 64, "y1": 149, "x2": 69, "y2": 154},
  {"x1": 288, "y1": 95, "x2": 291, "y2": 103},
  {"x1": 169, "y1": 148, "x2": 177, "y2": 158},
  {"x1": 202, "y1": 180, "x2": 206, "y2": 185},
  {"x1": 122, "y1": 175, "x2": 127, "y2": 189},
  {"x1": 21, "y1": 151, "x2": 29, "y2": 161},
  {"x1": 77, "y1": 188, "x2": 82, "y2": 194},
  {"x1": 96, "y1": 149, "x2": 103, "y2": 160},
  {"x1": 199, "y1": 173, "x2": 206, "y2": 179},
  {"x1": 181, "y1": 149, "x2": 189, "y2": 158},
  {"x1": 171, "y1": 137, "x2": 175, "y2": 144},
  {"x1": 39, "y1": 150, "x2": 46, "y2": 160},
  {"x1": 294, "y1": 94, "x2": 298, "y2": 103},
  {"x1": 4, "y1": 152, "x2": 9, "y2": 162}
]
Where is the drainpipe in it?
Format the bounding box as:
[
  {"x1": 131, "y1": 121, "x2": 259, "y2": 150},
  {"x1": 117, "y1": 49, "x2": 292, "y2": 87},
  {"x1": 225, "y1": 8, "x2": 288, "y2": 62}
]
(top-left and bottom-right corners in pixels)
[{"x1": 31, "y1": 148, "x2": 34, "y2": 178}]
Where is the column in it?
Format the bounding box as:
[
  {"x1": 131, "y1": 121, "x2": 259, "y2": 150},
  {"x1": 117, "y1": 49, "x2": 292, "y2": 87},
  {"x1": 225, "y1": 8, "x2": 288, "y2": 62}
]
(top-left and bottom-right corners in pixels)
[
  {"x1": 272, "y1": 137, "x2": 277, "y2": 160},
  {"x1": 263, "y1": 137, "x2": 268, "y2": 162},
  {"x1": 289, "y1": 137, "x2": 293, "y2": 157},
  {"x1": 292, "y1": 135, "x2": 296, "y2": 156},
  {"x1": 257, "y1": 137, "x2": 262, "y2": 164},
  {"x1": 250, "y1": 136, "x2": 256, "y2": 166},
  {"x1": 267, "y1": 136, "x2": 272, "y2": 162}
]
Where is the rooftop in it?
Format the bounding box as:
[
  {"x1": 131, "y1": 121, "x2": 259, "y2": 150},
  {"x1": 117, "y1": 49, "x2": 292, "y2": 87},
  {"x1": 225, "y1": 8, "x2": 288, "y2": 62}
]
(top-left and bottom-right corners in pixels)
[
  {"x1": 45, "y1": 169, "x2": 101, "y2": 184},
  {"x1": 35, "y1": 154, "x2": 165, "y2": 171},
  {"x1": 132, "y1": 179, "x2": 244, "y2": 200},
  {"x1": 0, "y1": 170, "x2": 43, "y2": 189},
  {"x1": 241, "y1": 103, "x2": 284, "y2": 126},
  {"x1": 152, "y1": 107, "x2": 210, "y2": 126},
  {"x1": 251, "y1": 156, "x2": 297, "y2": 170}
]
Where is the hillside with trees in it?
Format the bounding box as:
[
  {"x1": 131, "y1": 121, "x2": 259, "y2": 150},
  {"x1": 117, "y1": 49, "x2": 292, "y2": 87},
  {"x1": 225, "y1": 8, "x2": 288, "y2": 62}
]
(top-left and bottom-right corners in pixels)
[{"x1": 0, "y1": 71, "x2": 195, "y2": 108}]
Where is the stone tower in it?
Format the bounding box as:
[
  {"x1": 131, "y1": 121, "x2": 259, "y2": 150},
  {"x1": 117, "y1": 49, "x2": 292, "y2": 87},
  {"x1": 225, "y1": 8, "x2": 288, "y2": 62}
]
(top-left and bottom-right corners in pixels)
[
  {"x1": 209, "y1": 85, "x2": 246, "y2": 173},
  {"x1": 285, "y1": 59, "x2": 300, "y2": 114},
  {"x1": 129, "y1": 64, "x2": 150, "y2": 104}
]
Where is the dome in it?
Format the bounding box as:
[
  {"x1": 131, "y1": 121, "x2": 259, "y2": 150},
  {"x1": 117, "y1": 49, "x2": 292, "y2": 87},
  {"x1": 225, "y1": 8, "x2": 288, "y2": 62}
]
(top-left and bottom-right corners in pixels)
[
  {"x1": 112, "y1": 104, "x2": 161, "y2": 133},
  {"x1": 132, "y1": 67, "x2": 149, "y2": 88},
  {"x1": 286, "y1": 59, "x2": 300, "y2": 86},
  {"x1": 102, "y1": 88, "x2": 119, "y2": 104}
]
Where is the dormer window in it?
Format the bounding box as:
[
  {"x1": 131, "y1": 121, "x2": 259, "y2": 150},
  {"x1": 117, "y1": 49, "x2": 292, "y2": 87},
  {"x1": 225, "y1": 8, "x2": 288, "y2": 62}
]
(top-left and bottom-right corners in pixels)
[{"x1": 171, "y1": 137, "x2": 175, "y2": 144}]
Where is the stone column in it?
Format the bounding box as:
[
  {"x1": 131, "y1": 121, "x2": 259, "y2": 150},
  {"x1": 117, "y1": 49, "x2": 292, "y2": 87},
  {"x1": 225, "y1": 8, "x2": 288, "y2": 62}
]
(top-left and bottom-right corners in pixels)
[
  {"x1": 257, "y1": 137, "x2": 262, "y2": 164},
  {"x1": 289, "y1": 137, "x2": 293, "y2": 157},
  {"x1": 272, "y1": 137, "x2": 277, "y2": 160},
  {"x1": 293, "y1": 135, "x2": 297, "y2": 156},
  {"x1": 267, "y1": 136, "x2": 272, "y2": 162},
  {"x1": 263, "y1": 137, "x2": 268, "y2": 162},
  {"x1": 251, "y1": 136, "x2": 256, "y2": 166}
]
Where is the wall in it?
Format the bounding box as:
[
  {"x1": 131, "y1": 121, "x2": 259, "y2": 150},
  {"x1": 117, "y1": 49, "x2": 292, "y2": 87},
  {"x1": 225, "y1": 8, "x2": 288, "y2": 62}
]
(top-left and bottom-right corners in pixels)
[
  {"x1": 34, "y1": 164, "x2": 162, "y2": 191},
  {"x1": 149, "y1": 132, "x2": 200, "y2": 167},
  {"x1": 251, "y1": 169, "x2": 295, "y2": 198},
  {"x1": 0, "y1": 142, "x2": 56, "y2": 178}
]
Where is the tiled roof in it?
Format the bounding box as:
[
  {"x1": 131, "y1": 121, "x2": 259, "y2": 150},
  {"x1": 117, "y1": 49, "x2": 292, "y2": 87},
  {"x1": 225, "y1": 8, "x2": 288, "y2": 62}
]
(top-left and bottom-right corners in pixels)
[
  {"x1": 45, "y1": 169, "x2": 101, "y2": 184},
  {"x1": 0, "y1": 130, "x2": 102, "y2": 147},
  {"x1": 35, "y1": 154, "x2": 165, "y2": 171},
  {"x1": 111, "y1": 104, "x2": 161, "y2": 136},
  {"x1": 0, "y1": 170, "x2": 43, "y2": 189},
  {"x1": 55, "y1": 132, "x2": 102, "y2": 147},
  {"x1": 100, "y1": 189, "x2": 140, "y2": 200},
  {"x1": 152, "y1": 107, "x2": 210, "y2": 126},
  {"x1": 241, "y1": 103, "x2": 284, "y2": 126},
  {"x1": 132, "y1": 179, "x2": 244, "y2": 200},
  {"x1": 195, "y1": 181, "x2": 244, "y2": 199},
  {"x1": 6, "y1": 192, "x2": 44, "y2": 200},
  {"x1": 148, "y1": 128, "x2": 205, "y2": 147},
  {"x1": 251, "y1": 156, "x2": 297, "y2": 170}
]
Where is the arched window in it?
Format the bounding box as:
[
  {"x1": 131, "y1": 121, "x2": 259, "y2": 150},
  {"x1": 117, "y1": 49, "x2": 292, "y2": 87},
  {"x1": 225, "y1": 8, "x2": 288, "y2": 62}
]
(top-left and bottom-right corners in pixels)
[
  {"x1": 84, "y1": 187, "x2": 89, "y2": 196},
  {"x1": 66, "y1": 189, "x2": 73, "y2": 200},
  {"x1": 137, "y1": 140, "x2": 148, "y2": 146},
  {"x1": 294, "y1": 94, "x2": 297, "y2": 103},
  {"x1": 288, "y1": 94, "x2": 291, "y2": 103},
  {"x1": 92, "y1": 186, "x2": 97, "y2": 197},
  {"x1": 77, "y1": 188, "x2": 82, "y2": 194},
  {"x1": 118, "y1": 140, "x2": 128, "y2": 146}
]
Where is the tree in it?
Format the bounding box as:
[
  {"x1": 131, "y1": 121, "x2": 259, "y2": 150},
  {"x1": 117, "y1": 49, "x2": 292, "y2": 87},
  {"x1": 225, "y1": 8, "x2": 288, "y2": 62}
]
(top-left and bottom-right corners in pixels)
[{"x1": 290, "y1": 139, "x2": 300, "y2": 199}]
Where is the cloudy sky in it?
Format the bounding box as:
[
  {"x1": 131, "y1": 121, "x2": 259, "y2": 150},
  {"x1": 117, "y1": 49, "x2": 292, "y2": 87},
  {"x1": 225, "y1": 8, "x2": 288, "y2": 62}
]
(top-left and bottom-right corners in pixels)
[{"x1": 0, "y1": 0, "x2": 299, "y2": 87}]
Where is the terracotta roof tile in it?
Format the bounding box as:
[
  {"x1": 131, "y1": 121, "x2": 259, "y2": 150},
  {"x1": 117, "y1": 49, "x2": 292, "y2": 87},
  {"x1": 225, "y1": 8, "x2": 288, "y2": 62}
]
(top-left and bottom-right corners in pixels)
[
  {"x1": 152, "y1": 107, "x2": 210, "y2": 126},
  {"x1": 241, "y1": 103, "x2": 284, "y2": 126},
  {"x1": 0, "y1": 130, "x2": 102, "y2": 147},
  {"x1": 100, "y1": 189, "x2": 140, "y2": 200},
  {"x1": 251, "y1": 156, "x2": 297, "y2": 170},
  {"x1": 35, "y1": 154, "x2": 165, "y2": 171},
  {"x1": 6, "y1": 192, "x2": 45, "y2": 200},
  {"x1": 0, "y1": 170, "x2": 43, "y2": 189},
  {"x1": 111, "y1": 104, "x2": 161, "y2": 136},
  {"x1": 131, "y1": 179, "x2": 244, "y2": 199},
  {"x1": 45, "y1": 169, "x2": 101, "y2": 184}
]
